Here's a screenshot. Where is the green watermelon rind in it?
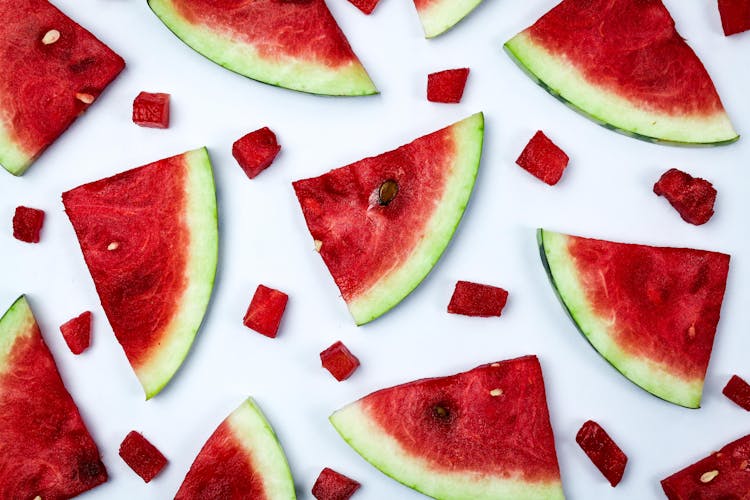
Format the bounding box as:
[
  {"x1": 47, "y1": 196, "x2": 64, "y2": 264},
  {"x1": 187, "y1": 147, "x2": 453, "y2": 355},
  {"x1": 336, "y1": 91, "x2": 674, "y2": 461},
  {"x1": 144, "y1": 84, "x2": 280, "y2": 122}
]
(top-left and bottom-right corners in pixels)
[
  {"x1": 147, "y1": 0, "x2": 378, "y2": 97},
  {"x1": 504, "y1": 32, "x2": 739, "y2": 147},
  {"x1": 537, "y1": 229, "x2": 703, "y2": 408},
  {"x1": 417, "y1": 0, "x2": 484, "y2": 39},
  {"x1": 0, "y1": 296, "x2": 35, "y2": 371},
  {"x1": 0, "y1": 128, "x2": 33, "y2": 176}
]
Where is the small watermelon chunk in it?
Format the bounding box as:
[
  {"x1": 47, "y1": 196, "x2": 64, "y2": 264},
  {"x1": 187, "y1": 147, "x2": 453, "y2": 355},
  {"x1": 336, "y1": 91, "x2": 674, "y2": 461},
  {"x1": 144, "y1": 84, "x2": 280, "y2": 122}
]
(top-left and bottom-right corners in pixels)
[
  {"x1": 447, "y1": 280, "x2": 508, "y2": 317},
  {"x1": 348, "y1": 0, "x2": 380, "y2": 15},
  {"x1": 661, "y1": 434, "x2": 750, "y2": 498},
  {"x1": 132, "y1": 91, "x2": 170, "y2": 129},
  {"x1": 232, "y1": 127, "x2": 281, "y2": 179},
  {"x1": 119, "y1": 431, "x2": 168, "y2": 483},
  {"x1": 12, "y1": 206, "x2": 44, "y2": 243},
  {"x1": 243, "y1": 284, "x2": 288, "y2": 338},
  {"x1": 320, "y1": 341, "x2": 360, "y2": 381},
  {"x1": 516, "y1": 131, "x2": 569, "y2": 186},
  {"x1": 654, "y1": 168, "x2": 717, "y2": 225},
  {"x1": 576, "y1": 420, "x2": 627, "y2": 487},
  {"x1": 723, "y1": 375, "x2": 750, "y2": 411},
  {"x1": 413, "y1": 0, "x2": 485, "y2": 38},
  {"x1": 312, "y1": 468, "x2": 361, "y2": 500},
  {"x1": 427, "y1": 68, "x2": 470, "y2": 103},
  {"x1": 59, "y1": 310, "x2": 92, "y2": 355},
  {"x1": 718, "y1": 0, "x2": 750, "y2": 36}
]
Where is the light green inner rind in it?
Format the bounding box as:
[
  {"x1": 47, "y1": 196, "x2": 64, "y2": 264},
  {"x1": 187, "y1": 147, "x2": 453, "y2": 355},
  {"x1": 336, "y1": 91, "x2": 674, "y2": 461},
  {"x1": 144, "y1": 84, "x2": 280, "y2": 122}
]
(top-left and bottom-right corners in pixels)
[
  {"x1": 0, "y1": 122, "x2": 33, "y2": 176},
  {"x1": 538, "y1": 229, "x2": 703, "y2": 408},
  {"x1": 148, "y1": 0, "x2": 377, "y2": 96},
  {"x1": 348, "y1": 112, "x2": 484, "y2": 325},
  {"x1": 136, "y1": 148, "x2": 218, "y2": 399},
  {"x1": 417, "y1": 0, "x2": 484, "y2": 38},
  {"x1": 505, "y1": 32, "x2": 739, "y2": 146},
  {"x1": 330, "y1": 402, "x2": 564, "y2": 500},
  {"x1": 0, "y1": 296, "x2": 36, "y2": 374}
]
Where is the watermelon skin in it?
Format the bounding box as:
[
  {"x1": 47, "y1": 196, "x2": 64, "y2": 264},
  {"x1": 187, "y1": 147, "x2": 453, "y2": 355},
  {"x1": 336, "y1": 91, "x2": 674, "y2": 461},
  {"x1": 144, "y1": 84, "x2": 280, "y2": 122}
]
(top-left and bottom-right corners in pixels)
[
  {"x1": 0, "y1": 296, "x2": 107, "y2": 498},
  {"x1": 0, "y1": 0, "x2": 124, "y2": 175},
  {"x1": 148, "y1": 0, "x2": 377, "y2": 96},
  {"x1": 414, "y1": 0, "x2": 485, "y2": 38},
  {"x1": 293, "y1": 113, "x2": 484, "y2": 325},
  {"x1": 504, "y1": 0, "x2": 738, "y2": 146},
  {"x1": 538, "y1": 229, "x2": 730, "y2": 408},
  {"x1": 330, "y1": 356, "x2": 564, "y2": 499},
  {"x1": 62, "y1": 148, "x2": 218, "y2": 399},
  {"x1": 175, "y1": 397, "x2": 296, "y2": 499}
]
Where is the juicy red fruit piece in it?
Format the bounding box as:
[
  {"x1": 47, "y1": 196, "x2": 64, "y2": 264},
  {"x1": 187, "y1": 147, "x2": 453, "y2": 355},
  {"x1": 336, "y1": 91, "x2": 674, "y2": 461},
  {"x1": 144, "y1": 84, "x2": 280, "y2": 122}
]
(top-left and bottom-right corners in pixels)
[
  {"x1": 576, "y1": 420, "x2": 627, "y2": 487},
  {"x1": 312, "y1": 467, "x2": 361, "y2": 500},
  {"x1": 232, "y1": 127, "x2": 281, "y2": 179},
  {"x1": 12, "y1": 206, "x2": 44, "y2": 243},
  {"x1": 516, "y1": 131, "x2": 569, "y2": 185},
  {"x1": 119, "y1": 431, "x2": 167, "y2": 483},
  {"x1": 347, "y1": 0, "x2": 380, "y2": 15},
  {"x1": 448, "y1": 280, "x2": 508, "y2": 317},
  {"x1": 427, "y1": 68, "x2": 470, "y2": 103},
  {"x1": 243, "y1": 284, "x2": 288, "y2": 338},
  {"x1": 60, "y1": 311, "x2": 92, "y2": 355},
  {"x1": 320, "y1": 341, "x2": 360, "y2": 381},
  {"x1": 654, "y1": 168, "x2": 717, "y2": 225},
  {"x1": 132, "y1": 91, "x2": 170, "y2": 128},
  {"x1": 718, "y1": 0, "x2": 750, "y2": 36},
  {"x1": 723, "y1": 375, "x2": 750, "y2": 411}
]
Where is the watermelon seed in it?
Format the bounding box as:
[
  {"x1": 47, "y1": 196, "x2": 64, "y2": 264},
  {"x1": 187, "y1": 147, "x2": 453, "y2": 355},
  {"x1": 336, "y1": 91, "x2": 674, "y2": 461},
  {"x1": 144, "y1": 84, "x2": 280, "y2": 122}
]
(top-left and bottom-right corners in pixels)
[
  {"x1": 378, "y1": 180, "x2": 399, "y2": 206},
  {"x1": 314, "y1": 239, "x2": 322, "y2": 252},
  {"x1": 42, "y1": 29, "x2": 60, "y2": 45},
  {"x1": 700, "y1": 470, "x2": 719, "y2": 483},
  {"x1": 76, "y1": 92, "x2": 95, "y2": 104},
  {"x1": 491, "y1": 363, "x2": 500, "y2": 367},
  {"x1": 740, "y1": 460, "x2": 748, "y2": 471},
  {"x1": 432, "y1": 404, "x2": 451, "y2": 420},
  {"x1": 490, "y1": 388, "x2": 503, "y2": 396},
  {"x1": 107, "y1": 242, "x2": 119, "y2": 251},
  {"x1": 687, "y1": 324, "x2": 696, "y2": 340}
]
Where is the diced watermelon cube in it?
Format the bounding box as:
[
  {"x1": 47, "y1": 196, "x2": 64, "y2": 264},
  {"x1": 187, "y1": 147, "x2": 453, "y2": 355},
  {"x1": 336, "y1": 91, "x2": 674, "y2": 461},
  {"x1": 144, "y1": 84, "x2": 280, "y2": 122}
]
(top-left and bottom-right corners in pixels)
[
  {"x1": 576, "y1": 420, "x2": 627, "y2": 487},
  {"x1": 12, "y1": 206, "x2": 45, "y2": 243},
  {"x1": 232, "y1": 127, "x2": 281, "y2": 179},
  {"x1": 119, "y1": 431, "x2": 167, "y2": 483},
  {"x1": 718, "y1": 0, "x2": 750, "y2": 36},
  {"x1": 132, "y1": 92, "x2": 170, "y2": 129},
  {"x1": 653, "y1": 168, "x2": 716, "y2": 225},
  {"x1": 347, "y1": 0, "x2": 380, "y2": 15},
  {"x1": 243, "y1": 284, "x2": 288, "y2": 338},
  {"x1": 59, "y1": 311, "x2": 92, "y2": 355},
  {"x1": 312, "y1": 467, "x2": 361, "y2": 500},
  {"x1": 515, "y1": 131, "x2": 569, "y2": 185},
  {"x1": 427, "y1": 68, "x2": 470, "y2": 103},
  {"x1": 320, "y1": 341, "x2": 360, "y2": 381},
  {"x1": 723, "y1": 375, "x2": 750, "y2": 411},
  {"x1": 447, "y1": 281, "x2": 508, "y2": 317}
]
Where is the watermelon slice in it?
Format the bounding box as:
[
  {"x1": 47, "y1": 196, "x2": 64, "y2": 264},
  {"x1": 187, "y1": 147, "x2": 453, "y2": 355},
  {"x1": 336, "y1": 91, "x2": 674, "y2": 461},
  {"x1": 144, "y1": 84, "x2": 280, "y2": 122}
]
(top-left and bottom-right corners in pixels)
[
  {"x1": 0, "y1": 0, "x2": 125, "y2": 175},
  {"x1": 175, "y1": 397, "x2": 295, "y2": 499},
  {"x1": 330, "y1": 355, "x2": 564, "y2": 499},
  {"x1": 0, "y1": 296, "x2": 107, "y2": 498},
  {"x1": 62, "y1": 148, "x2": 218, "y2": 399},
  {"x1": 12, "y1": 206, "x2": 45, "y2": 243},
  {"x1": 504, "y1": 0, "x2": 738, "y2": 146},
  {"x1": 538, "y1": 229, "x2": 730, "y2": 408},
  {"x1": 413, "y1": 0, "x2": 485, "y2": 38},
  {"x1": 148, "y1": 0, "x2": 377, "y2": 96},
  {"x1": 312, "y1": 468, "x2": 361, "y2": 500},
  {"x1": 293, "y1": 113, "x2": 484, "y2": 325},
  {"x1": 723, "y1": 375, "x2": 750, "y2": 411}
]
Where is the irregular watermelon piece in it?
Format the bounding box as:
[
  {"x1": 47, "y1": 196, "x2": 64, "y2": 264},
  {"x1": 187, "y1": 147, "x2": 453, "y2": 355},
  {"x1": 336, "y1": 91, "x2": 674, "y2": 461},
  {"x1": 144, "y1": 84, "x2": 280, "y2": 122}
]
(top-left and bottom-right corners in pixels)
[
  {"x1": 447, "y1": 280, "x2": 508, "y2": 317},
  {"x1": 62, "y1": 148, "x2": 218, "y2": 399},
  {"x1": 427, "y1": 68, "x2": 470, "y2": 103},
  {"x1": 132, "y1": 91, "x2": 170, "y2": 129},
  {"x1": 59, "y1": 310, "x2": 92, "y2": 355},
  {"x1": 505, "y1": 0, "x2": 738, "y2": 145},
  {"x1": 330, "y1": 355, "x2": 564, "y2": 499},
  {"x1": 718, "y1": 0, "x2": 750, "y2": 36},
  {"x1": 414, "y1": 0, "x2": 485, "y2": 38},
  {"x1": 538, "y1": 229, "x2": 730, "y2": 408},
  {"x1": 653, "y1": 168, "x2": 717, "y2": 225},
  {"x1": 148, "y1": 0, "x2": 377, "y2": 96},
  {"x1": 576, "y1": 420, "x2": 627, "y2": 487},
  {"x1": 175, "y1": 398, "x2": 296, "y2": 499},
  {"x1": 723, "y1": 375, "x2": 750, "y2": 411},
  {"x1": 516, "y1": 131, "x2": 569, "y2": 186},
  {"x1": 12, "y1": 206, "x2": 45, "y2": 243},
  {"x1": 312, "y1": 468, "x2": 361, "y2": 500},
  {"x1": 320, "y1": 341, "x2": 360, "y2": 381},
  {"x1": 232, "y1": 127, "x2": 281, "y2": 179},
  {"x1": 348, "y1": 0, "x2": 380, "y2": 15},
  {"x1": 243, "y1": 284, "x2": 288, "y2": 338},
  {"x1": 293, "y1": 113, "x2": 484, "y2": 325},
  {"x1": 0, "y1": 296, "x2": 107, "y2": 498},
  {"x1": 661, "y1": 434, "x2": 750, "y2": 498},
  {"x1": 119, "y1": 431, "x2": 168, "y2": 483},
  {"x1": 0, "y1": 0, "x2": 125, "y2": 175}
]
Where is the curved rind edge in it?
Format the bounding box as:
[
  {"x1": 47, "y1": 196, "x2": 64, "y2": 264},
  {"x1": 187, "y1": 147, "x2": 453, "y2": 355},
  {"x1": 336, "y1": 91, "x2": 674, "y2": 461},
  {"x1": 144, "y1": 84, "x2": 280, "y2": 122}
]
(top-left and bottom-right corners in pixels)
[{"x1": 418, "y1": 0, "x2": 485, "y2": 38}]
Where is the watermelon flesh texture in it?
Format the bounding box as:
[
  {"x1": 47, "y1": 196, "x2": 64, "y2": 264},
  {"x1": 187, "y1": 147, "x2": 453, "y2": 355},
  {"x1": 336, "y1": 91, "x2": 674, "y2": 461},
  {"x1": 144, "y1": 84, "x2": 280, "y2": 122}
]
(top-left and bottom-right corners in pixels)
[
  {"x1": 59, "y1": 310, "x2": 92, "y2": 355},
  {"x1": 653, "y1": 168, "x2": 717, "y2": 225},
  {"x1": 119, "y1": 431, "x2": 168, "y2": 483},
  {"x1": 0, "y1": 296, "x2": 107, "y2": 498},
  {"x1": 320, "y1": 341, "x2": 360, "y2": 381},
  {"x1": 348, "y1": 0, "x2": 380, "y2": 15},
  {"x1": 243, "y1": 284, "x2": 288, "y2": 338},
  {"x1": 447, "y1": 280, "x2": 508, "y2": 317},
  {"x1": 575, "y1": 420, "x2": 627, "y2": 487},
  {"x1": 330, "y1": 355, "x2": 564, "y2": 499},
  {"x1": 132, "y1": 91, "x2": 170, "y2": 129},
  {"x1": 12, "y1": 206, "x2": 45, "y2": 243},
  {"x1": 538, "y1": 229, "x2": 730, "y2": 408},
  {"x1": 505, "y1": 0, "x2": 738, "y2": 146},
  {"x1": 413, "y1": 0, "x2": 485, "y2": 38},
  {"x1": 723, "y1": 375, "x2": 750, "y2": 411},
  {"x1": 148, "y1": 0, "x2": 377, "y2": 96},
  {"x1": 427, "y1": 68, "x2": 470, "y2": 103},
  {"x1": 175, "y1": 397, "x2": 296, "y2": 499},
  {"x1": 515, "y1": 131, "x2": 569, "y2": 186},
  {"x1": 312, "y1": 468, "x2": 361, "y2": 500},
  {"x1": 62, "y1": 148, "x2": 218, "y2": 399},
  {"x1": 293, "y1": 113, "x2": 484, "y2": 325},
  {"x1": 232, "y1": 127, "x2": 281, "y2": 179},
  {"x1": 0, "y1": 0, "x2": 124, "y2": 175},
  {"x1": 719, "y1": 0, "x2": 750, "y2": 36}
]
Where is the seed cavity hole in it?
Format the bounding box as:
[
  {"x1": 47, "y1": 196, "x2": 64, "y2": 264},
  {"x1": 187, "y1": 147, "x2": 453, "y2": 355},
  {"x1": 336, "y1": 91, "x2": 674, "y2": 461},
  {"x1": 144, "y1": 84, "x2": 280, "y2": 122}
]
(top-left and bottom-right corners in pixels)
[{"x1": 378, "y1": 179, "x2": 399, "y2": 206}]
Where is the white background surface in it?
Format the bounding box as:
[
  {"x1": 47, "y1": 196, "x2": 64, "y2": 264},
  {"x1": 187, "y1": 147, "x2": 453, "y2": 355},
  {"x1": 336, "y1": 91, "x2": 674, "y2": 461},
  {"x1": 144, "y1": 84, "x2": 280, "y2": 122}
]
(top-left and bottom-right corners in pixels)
[{"x1": 1, "y1": 0, "x2": 749, "y2": 498}]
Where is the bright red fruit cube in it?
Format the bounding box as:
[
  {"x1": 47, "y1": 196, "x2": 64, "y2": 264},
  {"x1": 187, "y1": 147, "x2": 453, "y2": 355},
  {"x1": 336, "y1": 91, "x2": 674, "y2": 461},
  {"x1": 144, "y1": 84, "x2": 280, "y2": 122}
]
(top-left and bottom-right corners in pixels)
[
  {"x1": 723, "y1": 375, "x2": 750, "y2": 411},
  {"x1": 312, "y1": 467, "x2": 361, "y2": 500},
  {"x1": 132, "y1": 92, "x2": 170, "y2": 128},
  {"x1": 427, "y1": 68, "x2": 470, "y2": 103},
  {"x1": 320, "y1": 341, "x2": 360, "y2": 381},
  {"x1": 347, "y1": 0, "x2": 380, "y2": 14},
  {"x1": 718, "y1": 0, "x2": 750, "y2": 36},
  {"x1": 119, "y1": 431, "x2": 167, "y2": 483},
  {"x1": 12, "y1": 206, "x2": 45, "y2": 243},
  {"x1": 232, "y1": 127, "x2": 281, "y2": 179},
  {"x1": 653, "y1": 168, "x2": 716, "y2": 225},
  {"x1": 576, "y1": 420, "x2": 627, "y2": 487},
  {"x1": 243, "y1": 284, "x2": 288, "y2": 338},
  {"x1": 516, "y1": 131, "x2": 569, "y2": 185},
  {"x1": 60, "y1": 311, "x2": 92, "y2": 355},
  {"x1": 448, "y1": 281, "x2": 508, "y2": 317}
]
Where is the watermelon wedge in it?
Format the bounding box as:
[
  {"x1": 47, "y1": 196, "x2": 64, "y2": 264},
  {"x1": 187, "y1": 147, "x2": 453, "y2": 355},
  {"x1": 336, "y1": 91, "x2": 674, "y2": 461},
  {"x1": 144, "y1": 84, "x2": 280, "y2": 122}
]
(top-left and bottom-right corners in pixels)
[
  {"x1": 62, "y1": 148, "x2": 218, "y2": 399},
  {"x1": 538, "y1": 229, "x2": 730, "y2": 408},
  {"x1": 175, "y1": 397, "x2": 296, "y2": 499},
  {"x1": 504, "y1": 0, "x2": 738, "y2": 146},
  {"x1": 330, "y1": 355, "x2": 564, "y2": 499},
  {"x1": 414, "y1": 0, "x2": 485, "y2": 38},
  {"x1": 148, "y1": 0, "x2": 377, "y2": 96},
  {"x1": 293, "y1": 113, "x2": 484, "y2": 325},
  {"x1": 0, "y1": 296, "x2": 107, "y2": 498}
]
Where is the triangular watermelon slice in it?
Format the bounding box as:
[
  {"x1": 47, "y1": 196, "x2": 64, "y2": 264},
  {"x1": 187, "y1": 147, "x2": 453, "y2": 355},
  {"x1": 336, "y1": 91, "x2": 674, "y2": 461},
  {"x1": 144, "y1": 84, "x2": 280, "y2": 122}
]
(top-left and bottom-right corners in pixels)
[
  {"x1": 293, "y1": 112, "x2": 484, "y2": 325},
  {"x1": 175, "y1": 397, "x2": 295, "y2": 499},
  {"x1": 148, "y1": 0, "x2": 377, "y2": 96},
  {"x1": 330, "y1": 355, "x2": 564, "y2": 499},
  {"x1": 538, "y1": 229, "x2": 730, "y2": 408},
  {"x1": 62, "y1": 148, "x2": 218, "y2": 399},
  {"x1": 504, "y1": 0, "x2": 738, "y2": 146},
  {"x1": 0, "y1": 296, "x2": 108, "y2": 498},
  {"x1": 414, "y1": 0, "x2": 485, "y2": 38}
]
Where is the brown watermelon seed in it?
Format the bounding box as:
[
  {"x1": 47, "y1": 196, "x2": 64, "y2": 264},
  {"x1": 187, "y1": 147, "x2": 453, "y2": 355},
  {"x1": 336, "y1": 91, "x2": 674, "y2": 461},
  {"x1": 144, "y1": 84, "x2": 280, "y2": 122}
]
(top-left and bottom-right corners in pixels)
[
  {"x1": 700, "y1": 470, "x2": 719, "y2": 483},
  {"x1": 76, "y1": 92, "x2": 95, "y2": 104},
  {"x1": 490, "y1": 388, "x2": 503, "y2": 396},
  {"x1": 42, "y1": 29, "x2": 60, "y2": 45},
  {"x1": 378, "y1": 180, "x2": 399, "y2": 206}
]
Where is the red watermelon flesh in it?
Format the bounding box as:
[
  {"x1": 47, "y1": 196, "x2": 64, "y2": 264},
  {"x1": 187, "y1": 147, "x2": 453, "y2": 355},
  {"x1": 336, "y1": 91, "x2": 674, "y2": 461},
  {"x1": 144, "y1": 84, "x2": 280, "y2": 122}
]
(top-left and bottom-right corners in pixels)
[
  {"x1": 447, "y1": 280, "x2": 508, "y2": 317},
  {"x1": 59, "y1": 310, "x2": 92, "y2": 355},
  {"x1": 427, "y1": 68, "x2": 470, "y2": 103},
  {"x1": 576, "y1": 420, "x2": 627, "y2": 487},
  {"x1": 320, "y1": 341, "x2": 360, "y2": 381},
  {"x1": 723, "y1": 375, "x2": 750, "y2": 411},
  {"x1": 132, "y1": 91, "x2": 170, "y2": 129},
  {"x1": 0, "y1": 296, "x2": 107, "y2": 498},
  {"x1": 312, "y1": 467, "x2": 361, "y2": 500},
  {"x1": 232, "y1": 127, "x2": 281, "y2": 179},
  {"x1": 653, "y1": 168, "x2": 717, "y2": 226},
  {"x1": 516, "y1": 131, "x2": 569, "y2": 186},
  {"x1": 243, "y1": 284, "x2": 288, "y2": 338},
  {"x1": 12, "y1": 206, "x2": 45, "y2": 243},
  {"x1": 348, "y1": 0, "x2": 380, "y2": 15},
  {"x1": 119, "y1": 431, "x2": 168, "y2": 483},
  {"x1": 719, "y1": 0, "x2": 750, "y2": 36}
]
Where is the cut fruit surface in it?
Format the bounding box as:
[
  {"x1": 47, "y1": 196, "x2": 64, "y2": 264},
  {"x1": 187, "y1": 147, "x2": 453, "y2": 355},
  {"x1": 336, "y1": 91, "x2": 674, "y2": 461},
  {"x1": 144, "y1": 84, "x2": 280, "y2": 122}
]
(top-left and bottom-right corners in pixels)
[
  {"x1": 576, "y1": 420, "x2": 627, "y2": 487},
  {"x1": 653, "y1": 168, "x2": 716, "y2": 225},
  {"x1": 148, "y1": 0, "x2": 377, "y2": 96},
  {"x1": 119, "y1": 431, "x2": 168, "y2": 483},
  {"x1": 312, "y1": 468, "x2": 361, "y2": 500},
  {"x1": 12, "y1": 206, "x2": 45, "y2": 243},
  {"x1": 447, "y1": 280, "x2": 508, "y2": 317},
  {"x1": 233, "y1": 127, "x2": 281, "y2": 179},
  {"x1": 62, "y1": 148, "x2": 218, "y2": 399},
  {"x1": 243, "y1": 284, "x2": 288, "y2": 338},
  {"x1": 60, "y1": 310, "x2": 92, "y2": 355},
  {"x1": 538, "y1": 229, "x2": 730, "y2": 408},
  {"x1": 515, "y1": 131, "x2": 569, "y2": 186},
  {"x1": 723, "y1": 375, "x2": 750, "y2": 411},
  {"x1": 427, "y1": 68, "x2": 470, "y2": 103},
  {"x1": 348, "y1": 0, "x2": 380, "y2": 15},
  {"x1": 320, "y1": 341, "x2": 360, "y2": 381},
  {"x1": 414, "y1": 0, "x2": 484, "y2": 38},
  {"x1": 293, "y1": 113, "x2": 484, "y2": 325},
  {"x1": 330, "y1": 355, "x2": 564, "y2": 499},
  {"x1": 133, "y1": 91, "x2": 170, "y2": 128},
  {"x1": 719, "y1": 0, "x2": 750, "y2": 36}
]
